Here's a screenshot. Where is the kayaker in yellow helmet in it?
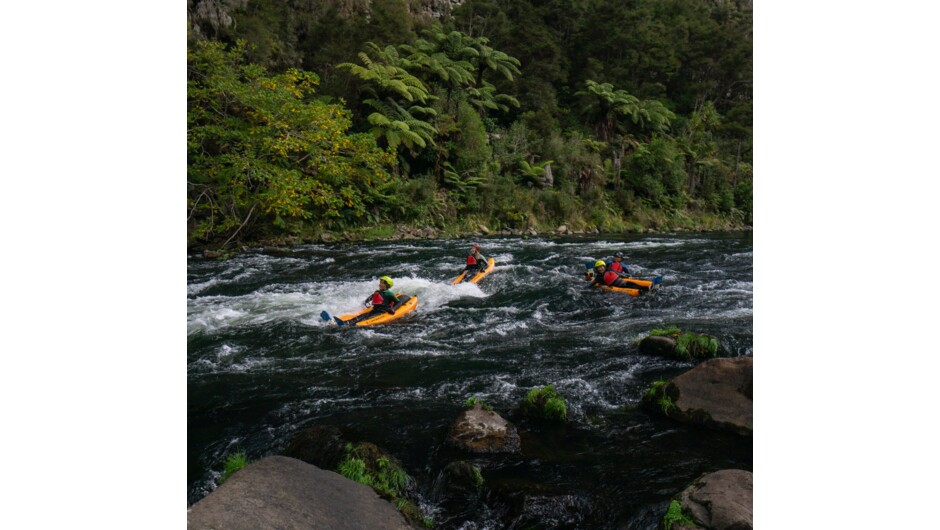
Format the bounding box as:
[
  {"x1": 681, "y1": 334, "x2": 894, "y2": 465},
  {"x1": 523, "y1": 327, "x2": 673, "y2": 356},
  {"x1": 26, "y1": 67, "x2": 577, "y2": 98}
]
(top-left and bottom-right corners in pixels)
[{"x1": 338, "y1": 276, "x2": 400, "y2": 325}]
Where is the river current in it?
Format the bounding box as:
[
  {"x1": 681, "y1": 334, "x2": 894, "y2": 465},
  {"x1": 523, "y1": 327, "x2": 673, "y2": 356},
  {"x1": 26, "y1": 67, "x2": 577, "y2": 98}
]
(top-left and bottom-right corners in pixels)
[{"x1": 187, "y1": 232, "x2": 752, "y2": 529}]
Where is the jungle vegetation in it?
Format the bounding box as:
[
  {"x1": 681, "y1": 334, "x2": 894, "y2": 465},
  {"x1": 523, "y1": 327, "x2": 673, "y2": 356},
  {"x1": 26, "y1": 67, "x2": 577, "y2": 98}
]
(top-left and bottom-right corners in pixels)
[{"x1": 187, "y1": 0, "x2": 752, "y2": 247}]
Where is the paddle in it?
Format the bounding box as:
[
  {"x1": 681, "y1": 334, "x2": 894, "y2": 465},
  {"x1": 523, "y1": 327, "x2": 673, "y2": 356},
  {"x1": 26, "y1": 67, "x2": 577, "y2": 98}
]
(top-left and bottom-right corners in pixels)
[{"x1": 320, "y1": 310, "x2": 348, "y2": 326}]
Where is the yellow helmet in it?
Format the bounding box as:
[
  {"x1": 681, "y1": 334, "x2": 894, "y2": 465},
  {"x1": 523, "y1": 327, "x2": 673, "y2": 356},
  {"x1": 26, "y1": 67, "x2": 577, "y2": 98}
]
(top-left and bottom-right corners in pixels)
[
  {"x1": 594, "y1": 260, "x2": 606, "y2": 268},
  {"x1": 380, "y1": 276, "x2": 394, "y2": 288}
]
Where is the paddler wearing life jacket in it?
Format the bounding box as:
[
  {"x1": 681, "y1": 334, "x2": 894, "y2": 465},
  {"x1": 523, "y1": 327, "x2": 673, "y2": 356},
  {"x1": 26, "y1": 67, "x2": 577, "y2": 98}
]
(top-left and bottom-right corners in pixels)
[
  {"x1": 589, "y1": 258, "x2": 652, "y2": 291},
  {"x1": 589, "y1": 260, "x2": 635, "y2": 289},
  {"x1": 606, "y1": 252, "x2": 632, "y2": 277},
  {"x1": 459, "y1": 243, "x2": 487, "y2": 280},
  {"x1": 345, "y1": 276, "x2": 400, "y2": 325}
]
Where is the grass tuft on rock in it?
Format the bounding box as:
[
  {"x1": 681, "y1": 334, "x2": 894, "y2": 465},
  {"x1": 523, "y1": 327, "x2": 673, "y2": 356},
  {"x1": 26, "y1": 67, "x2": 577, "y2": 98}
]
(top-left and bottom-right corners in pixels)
[
  {"x1": 675, "y1": 332, "x2": 719, "y2": 359},
  {"x1": 642, "y1": 378, "x2": 677, "y2": 417},
  {"x1": 463, "y1": 396, "x2": 493, "y2": 411},
  {"x1": 648, "y1": 326, "x2": 682, "y2": 337},
  {"x1": 663, "y1": 499, "x2": 699, "y2": 530},
  {"x1": 220, "y1": 451, "x2": 249, "y2": 484}
]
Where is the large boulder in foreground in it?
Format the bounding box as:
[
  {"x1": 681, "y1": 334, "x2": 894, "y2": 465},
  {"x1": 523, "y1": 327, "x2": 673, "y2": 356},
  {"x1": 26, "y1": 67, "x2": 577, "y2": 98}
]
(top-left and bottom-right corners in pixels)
[
  {"x1": 672, "y1": 469, "x2": 753, "y2": 530},
  {"x1": 187, "y1": 456, "x2": 413, "y2": 530},
  {"x1": 643, "y1": 357, "x2": 752, "y2": 436},
  {"x1": 446, "y1": 403, "x2": 521, "y2": 453}
]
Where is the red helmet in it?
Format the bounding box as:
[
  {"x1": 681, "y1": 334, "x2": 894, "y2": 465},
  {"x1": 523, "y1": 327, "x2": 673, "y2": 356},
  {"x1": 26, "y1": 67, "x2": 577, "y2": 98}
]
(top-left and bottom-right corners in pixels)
[{"x1": 471, "y1": 243, "x2": 481, "y2": 250}]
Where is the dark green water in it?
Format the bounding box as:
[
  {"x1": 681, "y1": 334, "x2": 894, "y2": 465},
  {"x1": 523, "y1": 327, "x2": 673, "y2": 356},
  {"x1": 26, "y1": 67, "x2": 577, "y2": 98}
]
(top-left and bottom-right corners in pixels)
[{"x1": 187, "y1": 233, "x2": 752, "y2": 528}]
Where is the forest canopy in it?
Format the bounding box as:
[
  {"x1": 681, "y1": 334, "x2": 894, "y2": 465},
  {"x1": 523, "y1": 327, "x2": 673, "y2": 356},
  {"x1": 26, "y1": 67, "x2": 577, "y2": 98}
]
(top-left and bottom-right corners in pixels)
[{"x1": 187, "y1": 0, "x2": 752, "y2": 246}]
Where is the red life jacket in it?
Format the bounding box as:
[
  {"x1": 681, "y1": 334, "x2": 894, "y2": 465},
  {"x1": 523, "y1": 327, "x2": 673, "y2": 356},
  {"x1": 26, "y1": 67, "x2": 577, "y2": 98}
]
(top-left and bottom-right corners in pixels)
[
  {"x1": 609, "y1": 261, "x2": 624, "y2": 272},
  {"x1": 466, "y1": 254, "x2": 478, "y2": 265},
  {"x1": 603, "y1": 271, "x2": 620, "y2": 285},
  {"x1": 371, "y1": 291, "x2": 385, "y2": 305}
]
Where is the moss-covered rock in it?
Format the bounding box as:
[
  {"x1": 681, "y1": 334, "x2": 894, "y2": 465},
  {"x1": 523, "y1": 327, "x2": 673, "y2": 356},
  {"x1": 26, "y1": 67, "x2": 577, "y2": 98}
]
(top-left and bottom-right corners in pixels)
[
  {"x1": 642, "y1": 357, "x2": 752, "y2": 436},
  {"x1": 334, "y1": 442, "x2": 434, "y2": 527},
  {"x1": 639, "y1": 327, "x2": 719, "y2": 360},
  {"x1": 443, "y1": 461, "x2": 484, "y2": 494},
  {"x1": 671, "y1": 469, "x2": 753, "y2": 530},
  {"x1": 520, "y1": 385, "x2": 568, "y2": 422}
]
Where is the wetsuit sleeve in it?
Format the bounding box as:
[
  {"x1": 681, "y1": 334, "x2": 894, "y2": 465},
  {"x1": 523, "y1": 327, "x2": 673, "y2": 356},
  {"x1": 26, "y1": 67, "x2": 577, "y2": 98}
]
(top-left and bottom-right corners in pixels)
[{"x1": 385, "y1": 290, "x2": 400, "y2": 305}]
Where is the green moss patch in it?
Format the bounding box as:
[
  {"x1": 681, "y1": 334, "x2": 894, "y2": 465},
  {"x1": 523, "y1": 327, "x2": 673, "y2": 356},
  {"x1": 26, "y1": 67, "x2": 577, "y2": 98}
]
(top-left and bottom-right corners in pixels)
[{"x1": 522, "y1": 385, "x2": 568, "y2": 422}]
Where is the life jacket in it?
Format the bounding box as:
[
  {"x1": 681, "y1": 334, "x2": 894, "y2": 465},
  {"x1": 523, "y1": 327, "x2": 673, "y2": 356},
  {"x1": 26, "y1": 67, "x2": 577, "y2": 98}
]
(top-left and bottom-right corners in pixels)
[
  {"x1": 466, "y1": 254, "x2": 478, "y2": 265},
  {"x1": 609, "y1": 261, "x2": 624, "y2": 273},
  {"x1": 603, "y1": 271, "x2": 620, "y2": 286},
  {"x1": 371, "y1": 291, "x2": 392, "y2": 306}
]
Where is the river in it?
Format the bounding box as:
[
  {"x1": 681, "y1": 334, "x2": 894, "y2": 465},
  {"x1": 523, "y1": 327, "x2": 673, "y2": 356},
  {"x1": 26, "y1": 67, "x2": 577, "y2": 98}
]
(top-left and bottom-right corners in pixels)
[{"x1": 187, "y1": 232, "x2": 752, "y2": 529}]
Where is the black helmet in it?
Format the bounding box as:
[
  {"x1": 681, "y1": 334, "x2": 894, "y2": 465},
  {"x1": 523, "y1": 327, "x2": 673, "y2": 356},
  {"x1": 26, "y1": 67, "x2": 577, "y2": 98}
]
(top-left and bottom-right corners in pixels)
[{"x1": 614, "y1": 251, "x2": 623, "y2": 259}]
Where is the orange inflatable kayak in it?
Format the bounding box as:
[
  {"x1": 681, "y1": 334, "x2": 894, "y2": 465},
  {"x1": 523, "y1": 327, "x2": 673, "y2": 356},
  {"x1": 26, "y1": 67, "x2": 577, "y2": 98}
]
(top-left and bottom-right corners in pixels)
[
  {"x1": 450, "y1": 258, "x2": 496, "y2": 285},
  {"x1": 584, "y1": 270, "x2": 663, "y2": 297}
]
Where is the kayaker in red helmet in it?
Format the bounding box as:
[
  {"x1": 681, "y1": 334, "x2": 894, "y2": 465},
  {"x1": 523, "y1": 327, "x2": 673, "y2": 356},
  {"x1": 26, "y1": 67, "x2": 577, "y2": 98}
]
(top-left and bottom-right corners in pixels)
[{"x1": 457, "y1": 243, "x2": 487, "y2": 282}]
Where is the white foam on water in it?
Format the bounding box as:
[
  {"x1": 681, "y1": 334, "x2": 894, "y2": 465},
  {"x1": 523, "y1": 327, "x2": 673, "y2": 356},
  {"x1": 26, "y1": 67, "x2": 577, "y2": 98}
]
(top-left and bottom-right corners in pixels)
[
  {"x1": 188, "y1": 277, "x2": 223, "y2": 296},
  {"x1": 188, "y1": 272, "x2": 493, "y2": 334},
  {"x1": 479, "y1": 320, "x2": 529, "y2": 337}
]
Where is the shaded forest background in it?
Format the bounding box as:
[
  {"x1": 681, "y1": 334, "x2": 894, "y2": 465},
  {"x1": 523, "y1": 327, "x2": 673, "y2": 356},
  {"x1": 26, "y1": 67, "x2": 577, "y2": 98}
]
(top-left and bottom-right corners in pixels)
[{"x1": 187, "y1": 0, "x2": 752, "y2": 247}]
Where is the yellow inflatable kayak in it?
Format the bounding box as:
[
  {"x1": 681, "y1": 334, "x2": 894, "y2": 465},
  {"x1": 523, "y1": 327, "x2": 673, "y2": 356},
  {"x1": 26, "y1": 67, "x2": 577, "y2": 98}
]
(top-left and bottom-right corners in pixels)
[
  {"x1": 321, "y1": 294, "x2": 418, "y2": 327},
  {"x1": 450, "y1": 258, "x2": 496, "y2": 285}
]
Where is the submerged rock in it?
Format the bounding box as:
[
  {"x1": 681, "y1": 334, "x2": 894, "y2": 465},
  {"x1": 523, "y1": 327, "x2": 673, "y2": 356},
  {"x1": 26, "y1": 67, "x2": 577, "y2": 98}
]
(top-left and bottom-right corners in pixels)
[
  {"x1": 674, "y1": 469, "x2": 753, "y2": 530},
  {"x1": 446, "y1": 403, "x2": 521, "y2": 453},
  {"x1": 187, "y1": 456, "x2": 412, "y2": 530},
  {"x1": 638, "y1": 335, "x2": 677, "y2": 357},
  {"x1": 643, "y1": 357, "x2": 752, "y2": 436},
  {"x1": 282, "y1": 425, "x2": 347, "y2": 471},
  {"x1": 443, "y1": 461, "x2": 484, "y2": 494},
  {"x1": 510, "y1": 494, "x2": 592, "y2": 529}
]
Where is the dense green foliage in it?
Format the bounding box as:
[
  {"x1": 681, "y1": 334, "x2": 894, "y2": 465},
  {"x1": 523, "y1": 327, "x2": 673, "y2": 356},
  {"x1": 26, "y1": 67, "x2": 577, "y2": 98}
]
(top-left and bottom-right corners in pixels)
[{"x1": 188, "y1": 0, "x2": 751, "y2": 246}]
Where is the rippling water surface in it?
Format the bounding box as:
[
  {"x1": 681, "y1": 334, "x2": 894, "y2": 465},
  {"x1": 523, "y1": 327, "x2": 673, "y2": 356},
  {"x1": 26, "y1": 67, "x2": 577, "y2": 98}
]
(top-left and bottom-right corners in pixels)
[{"x1": 188, "y1": 232, "x2": 752, "y2": 529}]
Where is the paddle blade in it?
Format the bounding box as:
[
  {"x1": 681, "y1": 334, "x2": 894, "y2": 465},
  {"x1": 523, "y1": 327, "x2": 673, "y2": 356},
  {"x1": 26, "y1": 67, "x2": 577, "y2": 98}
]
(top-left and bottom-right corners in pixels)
[
  {"x1": 334, "y1": 317, "x2": 347, "y2": 326},
  {"x1": 652, "y1": 275, "x2": 664, "y2": 287},
  {"x1": 320, "y1": 311, "x2": 331, "y2": 322}
]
